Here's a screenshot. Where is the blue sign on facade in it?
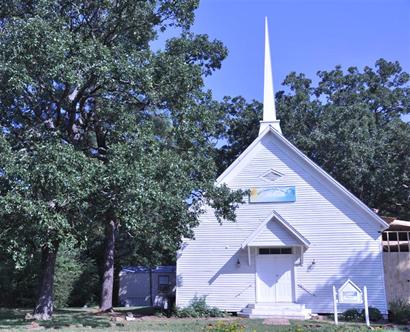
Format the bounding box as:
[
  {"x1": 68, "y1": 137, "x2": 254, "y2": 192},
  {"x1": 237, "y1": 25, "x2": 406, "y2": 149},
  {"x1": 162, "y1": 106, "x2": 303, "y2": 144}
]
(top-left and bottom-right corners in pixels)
[{"x1": 249, "y1": 186, "x2": 296, "y2": 203}]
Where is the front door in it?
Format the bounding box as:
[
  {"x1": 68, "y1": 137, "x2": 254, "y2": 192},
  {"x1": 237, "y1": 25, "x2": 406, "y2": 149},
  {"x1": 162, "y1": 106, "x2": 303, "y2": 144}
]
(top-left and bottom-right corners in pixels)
[{"x1": 256, "y1": 248, "x2": 295, "y2": 302}]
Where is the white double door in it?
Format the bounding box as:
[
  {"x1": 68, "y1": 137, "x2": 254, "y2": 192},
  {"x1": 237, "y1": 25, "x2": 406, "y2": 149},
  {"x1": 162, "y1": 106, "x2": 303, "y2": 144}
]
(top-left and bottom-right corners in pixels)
[{"x1": 256, "y1": 253, "x2": 294, "y2": 303}]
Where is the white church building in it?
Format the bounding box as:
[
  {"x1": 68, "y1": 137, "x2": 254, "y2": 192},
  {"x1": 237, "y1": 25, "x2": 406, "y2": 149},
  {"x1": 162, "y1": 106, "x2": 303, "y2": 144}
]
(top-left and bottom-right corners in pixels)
[{"x1": 175, "y1": 18, "x2": 389, "y2": 318}]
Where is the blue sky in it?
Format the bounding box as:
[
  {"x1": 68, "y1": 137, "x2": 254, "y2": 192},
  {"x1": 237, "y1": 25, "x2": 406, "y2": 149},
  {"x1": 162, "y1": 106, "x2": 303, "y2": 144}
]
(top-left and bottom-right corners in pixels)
[{"x1": 191, "y1": 0, "x2": 410, "y2": 108}]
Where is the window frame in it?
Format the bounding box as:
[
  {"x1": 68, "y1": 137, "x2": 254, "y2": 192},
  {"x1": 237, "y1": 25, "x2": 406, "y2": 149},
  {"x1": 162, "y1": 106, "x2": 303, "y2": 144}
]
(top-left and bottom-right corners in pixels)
[
  {"x1": 258, "y1": 247, "x2": 293, "y2": 255},
  {"x1": 158, "y1": 275, "x2": 170, "y2": 292}
]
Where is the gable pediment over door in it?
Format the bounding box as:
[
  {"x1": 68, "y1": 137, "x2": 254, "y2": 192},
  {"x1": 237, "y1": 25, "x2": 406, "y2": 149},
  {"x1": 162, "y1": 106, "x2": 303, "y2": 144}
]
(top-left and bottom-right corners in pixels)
[
  {"x1": 251, "y1": 220, "x2": 301, "y2": 246},
  {"x1": 241, "y1": 210, "x2": 310, "y2": 249}
]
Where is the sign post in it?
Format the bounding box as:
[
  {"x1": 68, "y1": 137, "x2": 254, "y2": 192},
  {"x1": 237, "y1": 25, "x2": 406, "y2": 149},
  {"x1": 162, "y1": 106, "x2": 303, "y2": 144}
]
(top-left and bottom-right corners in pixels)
[
  {"x1": 332, "y1": 285, "x2": 338, "y2": 325},
  {"x1": 333, "y1": 279, "x2": 370, "y2": 327},
  {"x1": 363, "y1": 286, "x2": 370, "y2": 327}
]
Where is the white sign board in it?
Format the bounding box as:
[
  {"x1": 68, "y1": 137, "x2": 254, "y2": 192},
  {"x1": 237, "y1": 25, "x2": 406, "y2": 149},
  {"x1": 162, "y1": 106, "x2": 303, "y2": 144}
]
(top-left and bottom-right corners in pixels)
[
  {"x1": 333, "y1": 279, "x2": 370, "y2": 327},
  {"x1": 338, "y1": 279, "x2": 363, "y2": 304}
]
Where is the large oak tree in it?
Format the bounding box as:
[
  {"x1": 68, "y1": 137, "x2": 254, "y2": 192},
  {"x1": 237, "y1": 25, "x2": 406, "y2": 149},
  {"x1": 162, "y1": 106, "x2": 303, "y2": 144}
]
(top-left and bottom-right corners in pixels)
[{"x1": 0, "y1": 0, "x2": 243, "y2": 319}]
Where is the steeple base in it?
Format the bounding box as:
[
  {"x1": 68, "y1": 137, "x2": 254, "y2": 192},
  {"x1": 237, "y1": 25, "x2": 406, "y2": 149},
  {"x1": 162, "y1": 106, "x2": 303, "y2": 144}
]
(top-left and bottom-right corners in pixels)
[{"x1": 259, "y1": 120, "x2": 282, "y2": 135}]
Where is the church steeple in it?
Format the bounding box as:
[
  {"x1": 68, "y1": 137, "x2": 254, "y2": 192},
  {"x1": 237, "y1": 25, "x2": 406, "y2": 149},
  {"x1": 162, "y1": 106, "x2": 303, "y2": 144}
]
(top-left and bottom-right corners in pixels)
[{"x1": 259, "y1": 17, "x2": 282, "y2": 135}]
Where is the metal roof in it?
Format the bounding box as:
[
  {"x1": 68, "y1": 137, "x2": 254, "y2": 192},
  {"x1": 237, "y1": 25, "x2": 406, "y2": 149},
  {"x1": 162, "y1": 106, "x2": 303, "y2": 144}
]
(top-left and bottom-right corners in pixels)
[{"x1": 121, "y1": 265, "x2": 176, "y2": 274}]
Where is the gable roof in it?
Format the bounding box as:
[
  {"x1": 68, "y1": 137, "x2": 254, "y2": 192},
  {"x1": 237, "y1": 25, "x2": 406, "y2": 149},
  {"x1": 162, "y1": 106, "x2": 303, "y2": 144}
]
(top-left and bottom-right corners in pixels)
[
  {"x1": 338, "y1": 278, "x2": 362, "y2": 294},
  {"x1": 217, "y1": 126, "x2": 389, "y2": 230},
  {"x1": 241, "y1": 210, "x2": 310, "y2": 249}
]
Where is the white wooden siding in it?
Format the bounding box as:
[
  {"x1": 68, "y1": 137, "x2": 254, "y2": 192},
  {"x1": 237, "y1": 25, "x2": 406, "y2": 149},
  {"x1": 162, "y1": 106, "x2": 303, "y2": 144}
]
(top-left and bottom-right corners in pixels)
[{"x1": 176, "y1": 131, "x2": 387, "y2": 314}]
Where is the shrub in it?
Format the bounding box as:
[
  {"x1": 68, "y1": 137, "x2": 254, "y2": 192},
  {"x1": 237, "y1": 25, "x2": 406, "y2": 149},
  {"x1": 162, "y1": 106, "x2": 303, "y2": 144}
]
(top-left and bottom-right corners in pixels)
[
  {"x1": 66, "y1": 257, "x2": 100, "y2": 307},
  {"x1": 190, "y1": 296, "x2": 209, "y2": 316},
  {"x1": 176, "y1": 306, "x2": 199, "y2": 318},
  {"x1": 175, "y1": 296, "x2": 226, "y2": 318},
  {"x1": 389, "y1": 299, "x2": 410, "y2": 324},
  {"x1": 54, "y1": 245, "x2": 100, "y2": 308},
  {"x1": 342, "y1": 308, "x2": 362, "y2": 321},
  {"x1": 54, "y1": 247, "x2": 83, "y2": 308},
  {"x1": 340, "y1": 307, "x2": 383, "y2": 323},
  {"x1": 208, "y1": 307, "x2": 226, "y2": 317},
  {"x1": 362, "y1": 307, "x2": 383, "y2": 322}
]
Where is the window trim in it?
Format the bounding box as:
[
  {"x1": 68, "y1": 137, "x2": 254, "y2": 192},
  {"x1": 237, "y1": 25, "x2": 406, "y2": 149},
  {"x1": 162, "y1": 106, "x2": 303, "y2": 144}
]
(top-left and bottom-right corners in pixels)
[
  {"x1": 258, "y1": 247, "x2": 293, "y2": 255},
  {"x1": 158, "y1": 275, "x2": 169, "y2": 286}
]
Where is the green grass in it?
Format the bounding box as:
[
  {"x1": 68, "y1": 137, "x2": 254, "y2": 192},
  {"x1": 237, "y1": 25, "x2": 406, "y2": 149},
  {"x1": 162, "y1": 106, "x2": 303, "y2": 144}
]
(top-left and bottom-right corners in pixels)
[{"x1": 0, "y1": 307, "x2": 406, "y2": 331}]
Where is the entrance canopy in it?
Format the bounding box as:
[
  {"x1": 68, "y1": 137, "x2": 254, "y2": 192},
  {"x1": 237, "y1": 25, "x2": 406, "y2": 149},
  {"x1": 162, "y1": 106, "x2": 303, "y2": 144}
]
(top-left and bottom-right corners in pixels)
[
  {"x1": 241, "y1": 210, "x2": 310, "y2": 266},
  {"x1": 241, "y1": 210, "x2": 310, "y2": 249}
]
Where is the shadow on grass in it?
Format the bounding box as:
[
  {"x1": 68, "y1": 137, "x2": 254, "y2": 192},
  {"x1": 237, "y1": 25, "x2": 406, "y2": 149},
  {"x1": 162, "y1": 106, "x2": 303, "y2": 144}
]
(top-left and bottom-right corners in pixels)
[
  {"x1": 0, "y1": 308, "x2": 29, "y2": 329},
  {"x1": 40, "y1": 314, "x2": 111, "y2": 329},
  {"x1": 0, "y1": 307, "x2": 159, "y2": 330},
  {"x1": 0, "y1": 308, "x2": 111, "y2": 330},
  {"x1": 119, "y1": 306, "x2": 157, "y2": 316}
]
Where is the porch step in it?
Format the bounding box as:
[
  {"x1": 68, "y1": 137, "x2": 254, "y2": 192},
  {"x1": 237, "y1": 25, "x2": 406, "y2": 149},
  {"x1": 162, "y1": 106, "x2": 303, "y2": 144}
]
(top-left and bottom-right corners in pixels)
[{"x1": 239, "y1": 302, "x2": 311, "y2": 319}]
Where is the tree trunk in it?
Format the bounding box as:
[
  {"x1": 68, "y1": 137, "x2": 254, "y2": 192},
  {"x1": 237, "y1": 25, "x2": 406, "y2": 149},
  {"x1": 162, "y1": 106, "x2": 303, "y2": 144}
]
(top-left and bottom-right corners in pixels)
[
  {"x1": 112, "y1": 261, "x2": 121, "y2": 307},
  {"x1": 33, "y1": 242, "x2": 59, "y2": 320},
  {"x1": 100, "y1": 219, "x2": 116, "y2": 311}
]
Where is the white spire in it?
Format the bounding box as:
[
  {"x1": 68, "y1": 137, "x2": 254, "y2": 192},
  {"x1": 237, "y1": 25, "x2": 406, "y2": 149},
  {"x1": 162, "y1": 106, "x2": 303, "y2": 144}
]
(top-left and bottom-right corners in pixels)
[{"x1": 260, "y1": 17, "x2": 281, "y2": 135}]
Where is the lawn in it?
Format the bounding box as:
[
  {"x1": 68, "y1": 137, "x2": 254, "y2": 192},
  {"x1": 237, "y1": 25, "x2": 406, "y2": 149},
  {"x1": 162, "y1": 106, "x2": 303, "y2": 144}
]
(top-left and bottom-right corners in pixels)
[{"x1": 0, "y1": 307, "x2": 406, "y2": 331}]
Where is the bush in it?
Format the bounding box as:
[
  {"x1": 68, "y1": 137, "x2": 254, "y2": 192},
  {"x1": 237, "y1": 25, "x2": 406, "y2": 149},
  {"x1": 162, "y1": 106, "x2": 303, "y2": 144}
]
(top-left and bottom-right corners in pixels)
[
  {"x1": 190, "y1": 296, "x2": 209, "y2": 315},
  {"x1": 66, "y1": 257, "x2": 100, "y2": 307},
  {"x1": 54, "y1": 245, "x2": 100, "y2": 308},
  {"x1": 175, "y1": 296, "x2": 226, "y2": 318},
  {"x1": 54, "y1": 247, "x2": 83, "y2": 308},
  {"x1": 339, "y1": 307, "x2": 384, "y2": 323},
  {"x1": 208, "y1": 307, "x2": 226, "y2": 317},
  {"x1": 362, "y1": 307, "x2": 383, "y2": 322},
  {"x1": 176, "y1": 306, "x2": 199, "y2": 318},
  {"x1": 389, "y1": 299, "x2": 410, "y2": 324},
  {"x1": 341, "y1": 308, "x2": 362, "y2": 321}
]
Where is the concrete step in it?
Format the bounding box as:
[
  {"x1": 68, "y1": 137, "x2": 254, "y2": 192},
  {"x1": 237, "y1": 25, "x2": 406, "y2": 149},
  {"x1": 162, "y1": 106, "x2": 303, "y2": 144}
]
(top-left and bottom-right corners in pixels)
[
  {"x1": 241, "y1": 308, "x2": 305, "y2": 314},
  {"x1": 247, "y1": 302, "x2": 306, "y2": 311},
  {"x1": 239, "y1": 302, "x2": 311, "y2": 320},
  {"x1": 238, "y1": 312, "x2": 308, "y2": 320}
]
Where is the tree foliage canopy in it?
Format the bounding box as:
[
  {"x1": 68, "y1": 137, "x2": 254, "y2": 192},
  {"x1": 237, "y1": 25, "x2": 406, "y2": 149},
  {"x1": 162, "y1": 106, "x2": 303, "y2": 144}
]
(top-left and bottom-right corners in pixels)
[
  {"x1": 0, "y1": 137, "x2": 96, "y2": 265},
  {"x1": 0, "y1": 0, "x2": 243, "y2": 257}
]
